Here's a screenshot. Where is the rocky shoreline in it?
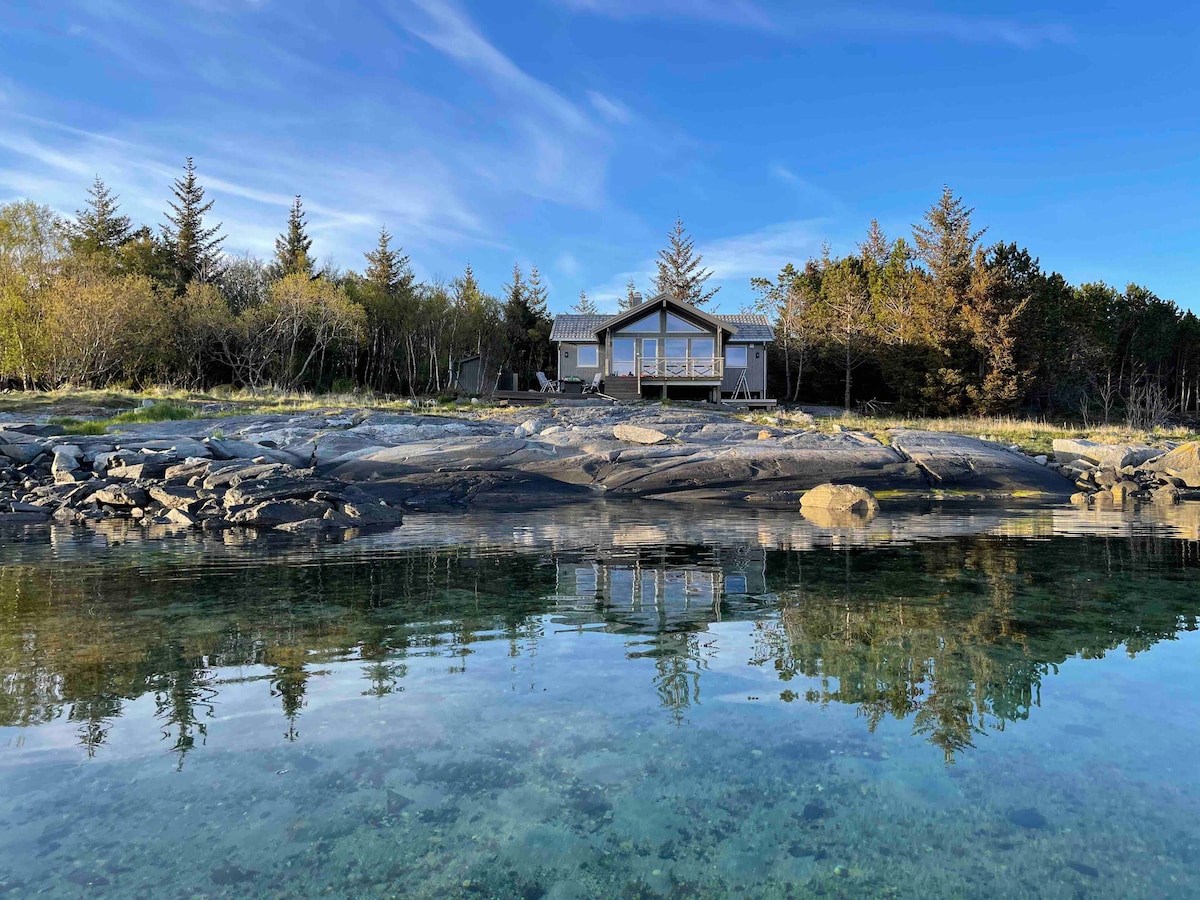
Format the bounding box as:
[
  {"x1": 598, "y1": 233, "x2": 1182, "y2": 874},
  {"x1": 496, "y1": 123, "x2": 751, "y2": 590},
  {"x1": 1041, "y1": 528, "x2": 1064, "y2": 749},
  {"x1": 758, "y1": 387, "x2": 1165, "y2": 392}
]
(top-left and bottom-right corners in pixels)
[{"x1": 1, "y1": 404, "x2": 1194, "y2": 534}]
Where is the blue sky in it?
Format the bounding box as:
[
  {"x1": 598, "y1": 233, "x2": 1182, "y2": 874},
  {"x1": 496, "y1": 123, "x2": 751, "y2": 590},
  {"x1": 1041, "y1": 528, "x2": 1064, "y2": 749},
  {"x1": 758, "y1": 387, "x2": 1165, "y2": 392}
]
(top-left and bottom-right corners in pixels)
[{"x1": 1, "y1": 1, "x2": 1196, "y2": 313}]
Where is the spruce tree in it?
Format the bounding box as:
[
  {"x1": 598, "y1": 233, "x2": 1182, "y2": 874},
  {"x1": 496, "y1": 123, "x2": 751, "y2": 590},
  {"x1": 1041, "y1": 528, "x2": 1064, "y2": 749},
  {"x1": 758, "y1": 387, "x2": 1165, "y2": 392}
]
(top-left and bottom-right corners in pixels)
[
  {"x1": 526, "y1": 264, "x2": 549, "y2": 319},
  {"x1": 652, "y1": 217, "x2": 718, "y2": 306},
  {"x1": 571, "y1": 290, "x2": 599, "y2": 314},
  {"x1": 68, "y1": 176, "x2": 132, "y2": 258},
  {"x1": 363, "y1": 227, "x2": 412, "y2": 296},
  {"x1": 912, "y1": 186, "x2": 986, "y2": 296},
  {"x1": 858, "y1": 219, "x2": 890, "y2": 270},
  {"x1": 161, "y1": 157, "x2": 225, "y2": 285},
  {"x1": 273, "y1": 195, "x2": 313, "y2": 278}
]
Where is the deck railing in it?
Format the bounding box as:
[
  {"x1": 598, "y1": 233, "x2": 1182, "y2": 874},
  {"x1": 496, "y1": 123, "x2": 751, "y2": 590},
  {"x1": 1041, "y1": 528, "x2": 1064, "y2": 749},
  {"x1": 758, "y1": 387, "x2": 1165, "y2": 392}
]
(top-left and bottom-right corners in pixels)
[{"x1": 618, "y1": 357, "x2": 723, "y2": 379}]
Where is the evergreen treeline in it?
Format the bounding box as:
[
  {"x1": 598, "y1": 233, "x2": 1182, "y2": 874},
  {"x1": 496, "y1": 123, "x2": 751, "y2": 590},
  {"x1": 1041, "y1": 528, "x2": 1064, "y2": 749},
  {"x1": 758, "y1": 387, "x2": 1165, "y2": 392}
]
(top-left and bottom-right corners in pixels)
[
  {"x1": 0, "y1": 160, "x2": 553, "y2": 395},
  {"x1": 2, "y1": 163, "x2": 1196, "y2": 422},
  {"x1": 754, "y1": 187, "x2": 1200, "y2": 423}
]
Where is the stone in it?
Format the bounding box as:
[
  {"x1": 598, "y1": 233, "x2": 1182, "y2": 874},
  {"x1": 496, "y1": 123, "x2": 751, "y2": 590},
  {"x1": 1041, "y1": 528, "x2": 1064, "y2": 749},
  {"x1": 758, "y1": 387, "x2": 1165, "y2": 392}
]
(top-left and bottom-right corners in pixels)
[
  {"x1": 229, "y1": 499, "x2": 331, "y2": 528},
  {"x1": 1146, "y1": 442, "x2": 1200, "y2": 488},
  {"x1": 224, "y1": 475, "x2": 335, "y2": 507},
  {"x1": 0, "y1": 444, "x2": 44, "y2": 465},
  {"x1": 93, "y1": 485, "x2": 149, "y2": 507},
  {"x1": 50, "y1": 450, "x2": 80, "y2": 476},
  {"x1": 149, "y1": 485, "x2": 201, "y2": 510},
  {"x1": 1070, "y1": 491, "x2": 1092, "y2": 506},
  {"x1": 1152, "y1": 485, "x2": 1181, "y2": 505},
  {"x1": 613, "y1": 424, "x2": 669, "y2": 445},
  {"x1": 8, "y1": 501, "x2": 48, "y2": 514},
  {"x1": 1051, "y1": 438, "x2": 1163, "y2": 471},
  {"x1": 1033, "y1": 455, "x2": 1048, "y2": 466},
  {"x1": 800, "y1": 483, "x2": 880, "y2": 514},
  {"x1": 338, "y1": 500, "x2": 403, "y2": 527},
  {"x1": 107, "y1": 462, "x2": 167, "y2": 481},
  {"x1": 53, "y1": 469, "x2": 88, "y2": 484},
  {"x1": 1111, "y1": 480, "x2": 1140, "y2": 503},
  {"x1": 757, "y1": 430, "x2": 773, "y2": 440},
  {"x1": 203, "y1": 462, "x2": 285, "y2": 491},
  {"x1": 164, "y1": 507, "x2": 199, "y2": 527}
]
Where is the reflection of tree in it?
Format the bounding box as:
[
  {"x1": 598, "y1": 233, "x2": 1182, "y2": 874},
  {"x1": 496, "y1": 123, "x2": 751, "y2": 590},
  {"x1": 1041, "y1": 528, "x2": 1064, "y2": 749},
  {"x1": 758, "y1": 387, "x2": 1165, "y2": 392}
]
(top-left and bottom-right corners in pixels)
[
  {"x1": 0, "y1": 528, "x2": 1197, "y2": 765},
  {"x1": 267, "y1": 647, "x2": 310, "y2": 742},
  {"x1": 148, "y1": 645, "x2": 217, "y2": 770},
  {"x1": 752, "y1": 538, "x2": 1198, "y2": 762}
]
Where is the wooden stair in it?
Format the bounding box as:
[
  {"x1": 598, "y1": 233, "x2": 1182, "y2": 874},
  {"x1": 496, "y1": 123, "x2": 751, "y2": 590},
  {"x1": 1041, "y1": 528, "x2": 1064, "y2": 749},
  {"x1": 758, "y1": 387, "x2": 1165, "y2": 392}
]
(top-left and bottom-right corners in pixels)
[{"x1": 604, "y1": 376, "x2": 641, "y2": 401}]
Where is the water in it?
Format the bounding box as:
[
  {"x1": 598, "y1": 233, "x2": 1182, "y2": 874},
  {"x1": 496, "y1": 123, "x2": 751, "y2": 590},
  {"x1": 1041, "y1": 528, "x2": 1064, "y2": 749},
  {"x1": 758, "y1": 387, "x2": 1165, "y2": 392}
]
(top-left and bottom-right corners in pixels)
[{"x1": 1, "y1": 501, "x2": 1199, "y2": 898}]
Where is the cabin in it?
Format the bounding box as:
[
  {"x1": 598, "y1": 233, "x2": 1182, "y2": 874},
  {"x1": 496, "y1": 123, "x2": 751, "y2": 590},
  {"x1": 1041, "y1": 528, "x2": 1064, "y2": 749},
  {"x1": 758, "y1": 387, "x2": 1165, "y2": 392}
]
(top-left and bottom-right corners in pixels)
[{"x1": 550, "y1": 293, "x2": 775, "y2": 403}]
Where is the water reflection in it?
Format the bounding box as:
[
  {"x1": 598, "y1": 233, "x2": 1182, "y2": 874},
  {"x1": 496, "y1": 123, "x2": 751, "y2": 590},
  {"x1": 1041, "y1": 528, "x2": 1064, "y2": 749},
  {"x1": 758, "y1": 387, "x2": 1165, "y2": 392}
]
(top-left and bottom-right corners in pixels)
[{"x1": 1, "y1": 504, "x2": 1197, "y2": 766}]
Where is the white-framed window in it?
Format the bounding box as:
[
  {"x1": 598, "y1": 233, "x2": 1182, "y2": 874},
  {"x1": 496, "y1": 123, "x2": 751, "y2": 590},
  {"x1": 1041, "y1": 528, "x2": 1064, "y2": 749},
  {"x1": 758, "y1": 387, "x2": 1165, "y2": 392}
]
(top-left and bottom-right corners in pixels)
[
  {"x1": 725, "y1": 345, "x2": 748, "y2": 368},
  {"x1": 576, "y1": 345, "x2": 598, "y2": 367}
]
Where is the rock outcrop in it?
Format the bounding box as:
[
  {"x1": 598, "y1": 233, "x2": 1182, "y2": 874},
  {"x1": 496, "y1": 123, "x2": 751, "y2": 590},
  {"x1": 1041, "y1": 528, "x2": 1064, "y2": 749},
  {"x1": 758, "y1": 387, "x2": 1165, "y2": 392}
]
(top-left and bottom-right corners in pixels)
[{"x1": 0, "y1": 406, "x2": 1092, "y2": 531}]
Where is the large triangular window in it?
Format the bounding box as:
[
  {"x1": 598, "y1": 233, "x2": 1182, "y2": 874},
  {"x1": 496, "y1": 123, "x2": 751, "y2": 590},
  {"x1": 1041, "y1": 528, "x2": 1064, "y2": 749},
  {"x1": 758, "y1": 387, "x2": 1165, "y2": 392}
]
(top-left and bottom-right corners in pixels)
[
  {"x1": 616, "y1": 312, "x2": 659, "y2": 333},
  {"x1": 665, "y1": 313, "x2": 705, "y2": 333}
]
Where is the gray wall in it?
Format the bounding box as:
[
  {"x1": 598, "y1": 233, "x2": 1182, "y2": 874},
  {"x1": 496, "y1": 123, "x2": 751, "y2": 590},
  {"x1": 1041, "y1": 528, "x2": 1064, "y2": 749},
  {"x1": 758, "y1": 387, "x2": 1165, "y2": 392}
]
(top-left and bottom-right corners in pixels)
[
  {"x1": 720, "y1": 343, "x2": 767, "y2": 395},
  {"x1": 557, "y1": 342, "x2": 603, "y2": 380}
]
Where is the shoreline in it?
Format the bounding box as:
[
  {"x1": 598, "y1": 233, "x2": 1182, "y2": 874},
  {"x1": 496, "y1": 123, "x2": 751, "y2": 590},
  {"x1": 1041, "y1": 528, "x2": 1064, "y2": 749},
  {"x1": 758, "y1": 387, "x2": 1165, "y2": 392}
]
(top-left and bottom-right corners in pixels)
[{"x1": 4, "y1": 403, "x2": 1193, "y2": 535}]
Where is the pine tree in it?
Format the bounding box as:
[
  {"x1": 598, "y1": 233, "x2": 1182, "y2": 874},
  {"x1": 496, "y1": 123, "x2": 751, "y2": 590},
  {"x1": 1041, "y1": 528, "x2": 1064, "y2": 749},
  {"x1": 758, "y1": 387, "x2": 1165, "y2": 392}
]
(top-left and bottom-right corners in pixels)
[
  {"x1": 273, "y1": 195, "x2": 313, "y2": 278},
  {"x1": 652, "y1": 217, "x2": 718, "y2": 306},
  {"x1": 363, "y1": 227, "x2": 411, "y2": 295},
  {"x1": 161, "y1": 157, "x2": 225, "y2": 285},
  {"x1": 571, "y1": 290, "x2": 598, "y2": 314},
  {"x1": 68, "y1": 176, "x2": 132, "y2": 258},
  {"x1": 618, "y1": 277, "x2": 641, "y2": 311}
]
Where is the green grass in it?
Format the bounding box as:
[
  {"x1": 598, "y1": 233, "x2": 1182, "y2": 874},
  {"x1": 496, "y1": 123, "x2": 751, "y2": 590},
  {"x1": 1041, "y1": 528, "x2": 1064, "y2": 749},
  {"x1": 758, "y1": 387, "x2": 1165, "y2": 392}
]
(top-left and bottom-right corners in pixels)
[{"x1": 49, "y1": 402, "x2": 196, "y2": 435}]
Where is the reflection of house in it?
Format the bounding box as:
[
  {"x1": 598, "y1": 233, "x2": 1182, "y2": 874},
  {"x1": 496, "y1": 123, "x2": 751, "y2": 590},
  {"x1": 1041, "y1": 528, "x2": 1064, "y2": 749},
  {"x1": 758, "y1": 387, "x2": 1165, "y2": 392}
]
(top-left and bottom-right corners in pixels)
[
  {"x1": 550, "y1": 293, "x2": 774, "y2": 402},
  {"x1": 551, "y1": 547, "x2": 768, "y2": 633}
]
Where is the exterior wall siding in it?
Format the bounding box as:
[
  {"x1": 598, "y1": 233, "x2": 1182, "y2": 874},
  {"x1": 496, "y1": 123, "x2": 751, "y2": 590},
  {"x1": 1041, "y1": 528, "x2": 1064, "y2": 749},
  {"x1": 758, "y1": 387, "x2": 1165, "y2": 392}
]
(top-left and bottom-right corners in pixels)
[
  {"x1": 557, "y1": 342, "x2": 603, "y2": 380},
  {"x1": 721, "y1": 344, "x2": 767, "y2": 394}
]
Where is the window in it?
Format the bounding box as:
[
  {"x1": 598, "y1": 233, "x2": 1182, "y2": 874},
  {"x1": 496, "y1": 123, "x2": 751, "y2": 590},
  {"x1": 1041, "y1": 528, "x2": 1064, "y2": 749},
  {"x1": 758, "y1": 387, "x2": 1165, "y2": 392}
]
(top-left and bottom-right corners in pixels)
[
  {"x1": 616, "y1": 312, "x2": 658, "y2": 332},
  {"x1": 640, "y1": 339, "x2": 658, "y2": 376},
  {"x1": 576, "y1": 345, "x2": 598, "y2": 367},
  {"x1": 612, "y1": 338, "x2": 636, "y2": 376},
  {"x1": 665, "y1": 312, "x2": 704, "y2": 333},
  {"x1": 725, "y1": 345, "x2": 748, "y2": 368},
  {"x1": 690, "y1": 338, "x2": 714, "y2": 359}
]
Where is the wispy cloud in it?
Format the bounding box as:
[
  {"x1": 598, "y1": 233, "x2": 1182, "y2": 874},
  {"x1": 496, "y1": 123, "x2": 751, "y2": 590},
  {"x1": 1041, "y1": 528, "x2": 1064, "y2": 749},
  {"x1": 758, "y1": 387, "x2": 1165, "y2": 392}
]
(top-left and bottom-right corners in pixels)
[
  {"x1": 387, "y1": 0, "x2": 619, "y2": 209},
  {"x1": 554, "y1": 0, "x2": 1073, "y2": 48},
  {"x1": 587, "y1": 90, "x2": 632, "y2": 125},
  {"x1": 584, "y1": 219, "x2": 826, "y2": 312}
]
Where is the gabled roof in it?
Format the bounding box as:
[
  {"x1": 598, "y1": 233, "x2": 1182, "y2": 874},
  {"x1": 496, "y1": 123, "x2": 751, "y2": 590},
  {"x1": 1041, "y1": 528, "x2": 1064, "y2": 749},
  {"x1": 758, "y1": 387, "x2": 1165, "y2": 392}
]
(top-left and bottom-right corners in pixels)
[
  {"x1": 598, "y1": 292, "x2": 738, "y2": 336},
  {"x1": 551, "y1": 304, "x2": 775, "y2": 344}
]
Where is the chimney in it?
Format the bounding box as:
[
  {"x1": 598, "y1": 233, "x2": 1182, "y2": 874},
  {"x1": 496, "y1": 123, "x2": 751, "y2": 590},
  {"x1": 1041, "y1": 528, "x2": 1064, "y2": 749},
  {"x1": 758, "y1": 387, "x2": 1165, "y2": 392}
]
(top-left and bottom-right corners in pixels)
[{"x1": 632, "y1": 291, "x2": 644, "y2": 306}]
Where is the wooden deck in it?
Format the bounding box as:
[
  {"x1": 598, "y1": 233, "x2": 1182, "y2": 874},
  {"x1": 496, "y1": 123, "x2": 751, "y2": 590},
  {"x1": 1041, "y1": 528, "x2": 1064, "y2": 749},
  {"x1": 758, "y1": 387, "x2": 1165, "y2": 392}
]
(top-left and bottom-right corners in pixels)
[
  {"x1": 493, "y1": 390, "x2": 618, "y2": 406},
  {"x1": 721, "y1": 398, "x2": 778, "y2": 410}
]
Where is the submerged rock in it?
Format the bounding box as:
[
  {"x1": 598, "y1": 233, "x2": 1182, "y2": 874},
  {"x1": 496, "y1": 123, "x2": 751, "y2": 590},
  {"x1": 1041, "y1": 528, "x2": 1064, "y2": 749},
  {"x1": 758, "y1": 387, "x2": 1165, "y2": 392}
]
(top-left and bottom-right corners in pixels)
[{"x1": 1007, "y1": 807, "x2": 1047, "y2": 829}]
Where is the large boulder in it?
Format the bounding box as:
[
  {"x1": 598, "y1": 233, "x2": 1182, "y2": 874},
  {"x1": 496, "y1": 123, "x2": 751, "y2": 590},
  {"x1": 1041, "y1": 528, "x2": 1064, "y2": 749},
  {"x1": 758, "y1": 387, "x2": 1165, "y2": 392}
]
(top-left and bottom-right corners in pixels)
[
  {"x1": 613, "y1": 424, "x2": 669, "y2": 445},
  {"x1": 800, "y1": 483, "x2": 880, "y2": 514},
  {"x1": 1146, "y1": 442, "x2": 1200, "y2": 488},
  {"x1": 1052, "y1": 438, "x2": 1163, "y2": 470}
]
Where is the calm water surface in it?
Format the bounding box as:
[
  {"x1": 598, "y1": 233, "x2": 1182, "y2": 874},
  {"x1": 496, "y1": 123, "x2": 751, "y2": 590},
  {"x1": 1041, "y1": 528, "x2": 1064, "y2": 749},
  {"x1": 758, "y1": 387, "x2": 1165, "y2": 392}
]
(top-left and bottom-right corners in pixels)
[{"x1": 1, "y1": 502, "x2": 1199, "y2": 898}]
